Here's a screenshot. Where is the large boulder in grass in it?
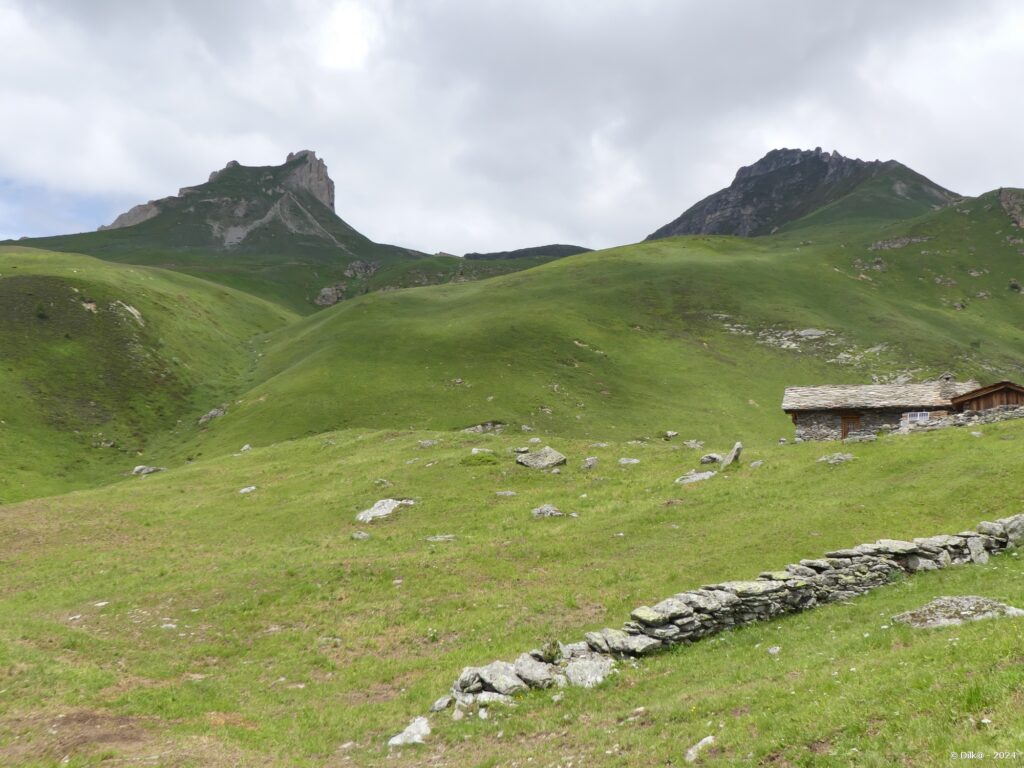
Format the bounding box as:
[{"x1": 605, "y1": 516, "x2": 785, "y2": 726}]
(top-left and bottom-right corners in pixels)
[
  {"x1": 355, "y1": 498, "x2": 414, "y2": 523},
  {"x1": 516, "y1": 446, "x2": 567, "y2": 470},
  {"x1": 892, "y1": 596, "x2": 1024, "y2": 629}
]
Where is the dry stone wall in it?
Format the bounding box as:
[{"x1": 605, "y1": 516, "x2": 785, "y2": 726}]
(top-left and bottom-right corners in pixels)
[{"x1": 393, "y1": 513, "x2": 1024, "y2": 743}]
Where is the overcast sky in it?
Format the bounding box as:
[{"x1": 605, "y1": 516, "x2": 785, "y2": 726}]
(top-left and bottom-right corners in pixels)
[{"x1": 1, "y1": 0, "x2": 1023, "y2": 253}]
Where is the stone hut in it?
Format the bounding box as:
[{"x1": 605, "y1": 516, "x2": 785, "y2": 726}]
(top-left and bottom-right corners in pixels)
[{"x1": 782, "y1": 374, "x2": 980, "y2": 441}]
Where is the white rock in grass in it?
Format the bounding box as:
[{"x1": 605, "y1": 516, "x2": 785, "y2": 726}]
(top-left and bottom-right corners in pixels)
[
  {"x1": 675, "y1": 470, "x2": 716, "y2": 485},
  {"x1": 239, "y1": 486, "x2": 257, "y2": 494},
  {"x1": 564, "y1": 655, "x2": 615, "y2": 688},
  {"x1": 685, "y1": 735, "x2": 715, "y2": 763},
  {"x1": 388, "y1": 716, "x2": 430, "y2": 747},
  {"x1": 356, "y1": 498, "x2": 414, "y2": 523}
]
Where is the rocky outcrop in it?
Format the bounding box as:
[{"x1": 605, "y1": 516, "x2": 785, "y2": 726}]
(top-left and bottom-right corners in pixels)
[
  {"x1": 647, "y1": 147, "x2": 957, "y2": 239},
  {"x1": 98, "y1": 202, "x2": 162, "y2": 231},
  {"x1": 99, "y1": 151, "x2": 340, "y2": 243},
  {"x1": 1000, "y1": 188, "x2": 1024, "y2": 228},
  {"x1": 315, "y1": 284, "x2": 346, "y2": 307},
  {"x1": 343, "y1": 259, "x2": 380, "y2": 278},
  {"x1": 892, "y1": 595, "x2": 1024, "y2": 629},
  {"x1": 285, "y1": 150, "x2": 335, "y2": 211}
]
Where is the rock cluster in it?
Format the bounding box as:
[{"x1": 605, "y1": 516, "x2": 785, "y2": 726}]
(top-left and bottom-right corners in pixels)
[
  {"x1": 396, "y1": 513, "x2": 1023, "y2": 745},
  {"x1": 198, "y1": 406, "x2": 226, "y2": 425},
  {"x1": 892, "y1": 595, "x2": 1024, "y2": 629}
]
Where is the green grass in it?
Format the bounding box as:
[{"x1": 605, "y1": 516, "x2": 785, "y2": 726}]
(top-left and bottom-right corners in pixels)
[
  {"x1": 4, "y1": 180, "x2": 1024, "y2": 765},
  {"x1": 1, "y1": 419, "x2": 1022, "y2": 765}
]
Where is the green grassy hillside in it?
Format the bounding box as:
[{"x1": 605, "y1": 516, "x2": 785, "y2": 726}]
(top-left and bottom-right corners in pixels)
[
  {"x1": 166, "y1": 189, "x2": 1024, "y2": 465},
  {"x1": 1, "y1": 420, "x2": 1021, "y2": 766},
  {"x1": 0, "y1": 246, "x2": 294, "y2": 501}
]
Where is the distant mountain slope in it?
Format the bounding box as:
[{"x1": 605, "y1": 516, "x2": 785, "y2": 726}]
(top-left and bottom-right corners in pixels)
[
  {"x1": 7, "y1": 152, "x2": 541, "y2": 312},
  {"x1": 159, "y1": 189, "x2": 1024, "y2": 462},
  {"x1": 647, "y1": 147, "x2": 959, "y2": 239},
  {"x1": 464, "y1": 244, "x2": 592, "y2": 260}
]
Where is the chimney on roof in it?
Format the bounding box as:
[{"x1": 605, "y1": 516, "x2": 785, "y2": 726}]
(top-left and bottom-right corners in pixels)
[{"x1": 938, "y1": 371, "x2": 957, "y2": 398}]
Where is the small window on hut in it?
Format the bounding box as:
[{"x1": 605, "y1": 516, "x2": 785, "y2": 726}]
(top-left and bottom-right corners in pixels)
[{"x1": 906, "y1": 411, "x2": 930, "y2": 423}]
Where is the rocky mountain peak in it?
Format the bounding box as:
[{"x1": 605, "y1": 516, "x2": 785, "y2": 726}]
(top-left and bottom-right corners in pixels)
[
  {"x1": 284, "y1": 150, "x2": 335, "y2": 211},
  {"x1": 99, "y1": 150, "x2": 339, "y2": 238},
  {"x1": 646, "y1": 147, "x2": 956, "y2": 240},
  {"x1": 732, "y1": 147, "x2": 867, "y2": 183}
]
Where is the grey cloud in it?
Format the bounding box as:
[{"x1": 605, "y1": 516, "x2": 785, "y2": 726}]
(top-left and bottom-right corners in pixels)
[{"x1": 0, "y1": 0, "x2": 1021, "y2": 252}]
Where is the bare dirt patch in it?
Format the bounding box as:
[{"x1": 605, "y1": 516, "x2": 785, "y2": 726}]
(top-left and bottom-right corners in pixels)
[{"x1": 0, "y1": 708, "x2": 261, "y2": 767}]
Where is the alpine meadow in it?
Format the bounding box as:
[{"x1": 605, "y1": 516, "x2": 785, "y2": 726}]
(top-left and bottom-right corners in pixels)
[{"x1": 2, "y1": 4, "x2": 1024, "y2": 767}]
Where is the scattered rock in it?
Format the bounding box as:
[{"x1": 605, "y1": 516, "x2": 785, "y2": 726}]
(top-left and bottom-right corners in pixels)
[
  {"x1": 240, "y1": 444, "x2": 252, "y2": 452},
  {"x1": 699, "y1": 453, "x2": 722, "y2": 464},
  {"x1": 198, "y1": 407, "x2": 226, "y2": 425},
  {"x1": 388, "y1": 716, "x2": 430, "y2": 747},
  {"x1": 664, "y1": 431, "x2": 679, "y2": 439},
  {"x1": 967, "y1": 537, "x2": 989, "y2": 564},
  {"x1": 425, "y1": 534, "x2": 456, "y2": 543},
  {"x1": 516, "y1": 446, "x2": 567, "y2": 470},
  {"x1": 618, "y1": 457, "x2": 640, "y2": 465},
  {"x1": 418, "y1": 439, "x2": 439, "y2": 448},
  {"x1": 582, "y1": 456, "x2": 598, "y2": 470},
  {"x1": 683, "y1": 440, "x2": 704, "y2": 450},
  {"x1": 721, "y1": 441, "x2": 743, "y2": 466},
  {"x1": 430, "y1": 695, "x2": 452, "y2": 712},
  {"x1": 676, "y1": 470, "x2": 716, "y2": 485},
  {"x1": 685, "y1": 735, "x2": 715, "y2": 764},
  {"x1": 471, "y1": 447, "x2": 493, "y2": 455},
  {"x1": 477, "y1": 661, "x2": 528, "y2": 695},
  {"x1": 750, "y1": 460, "x2": 764, "y2": 469},
  {"x1": 495, "y1": 490, "x2": 517, "y2": 497},
  {"x1": 564, "y1": 655, "x2": 615, "y2": 688},
  {"x1": 528, "y1": 437, "x2": 542, "y2": 444},
  {"x1": 532, "y1": 504, "x2": 565, "y2": 519},
  {"x1": 356, "y1": 498, "x2": 414, "y2": 523},
  {"x1": 818, "y1": 453, "x2": 855, "y2": 465},
  {"x1": 892, "y1": 596, "x2": 1024, "y2": 629},
  {"x1": 351, "y1": 531, "x2": 370, "y2": 541},
  {"x1": 239, "y1": 486, "x2": 257, "y2": 494},
  {"x1": 513, "y1": 653, "x2": 557, "y2": 688},
  {"x1": 131, "y1": 465, "x2": 164, "y2": 476},
  {"x1": 462, "y1": 421, "x2": 505, "y2": 434},
  {"x1": 998, "y1": 513, "x2": 1024, "y2": 546}
]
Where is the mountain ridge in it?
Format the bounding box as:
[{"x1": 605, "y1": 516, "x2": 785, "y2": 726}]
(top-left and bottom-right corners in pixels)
[{"x1": 647, "y1": 147, "x2": 959, "y2": 239}]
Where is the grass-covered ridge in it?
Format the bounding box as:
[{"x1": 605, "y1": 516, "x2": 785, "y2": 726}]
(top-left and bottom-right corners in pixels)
[
  {"x1": 169, "y1": 191, "x2": 1024, "y2": 465},
  {"x1": 0, "y1": 246, "x2": 294, "y2": 501},
  {"x1": 0, "y1": 420, "x2": 1022, "y2": 766}
]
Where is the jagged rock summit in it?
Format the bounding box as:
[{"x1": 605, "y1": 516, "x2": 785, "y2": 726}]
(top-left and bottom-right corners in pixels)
[
  {"x1": 647, "y1": 147, "x2": 959, "y2": 239},
  {"x1": 99, "y1": 150, "x2": 342, "y2": 248}
]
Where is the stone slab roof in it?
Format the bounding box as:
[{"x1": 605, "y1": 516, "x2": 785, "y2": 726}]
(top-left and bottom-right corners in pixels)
[{"x1": 782, "y1": 380, "x2": 979, "y2": 412}]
